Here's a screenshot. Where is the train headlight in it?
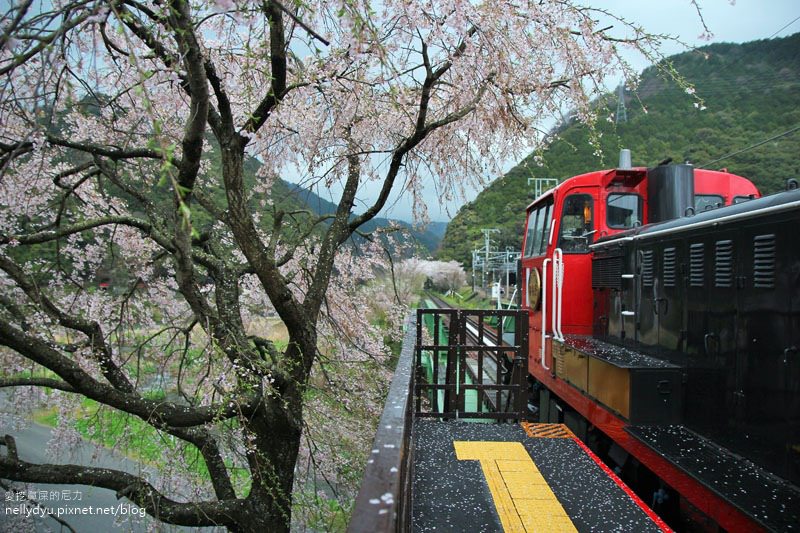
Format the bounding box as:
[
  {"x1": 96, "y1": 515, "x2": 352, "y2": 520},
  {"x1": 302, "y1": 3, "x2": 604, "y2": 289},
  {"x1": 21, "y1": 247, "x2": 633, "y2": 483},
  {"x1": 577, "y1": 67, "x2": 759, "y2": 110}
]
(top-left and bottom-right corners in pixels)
[{"x1": 527, "y1": 267, "x2": 542, "y2": 310}]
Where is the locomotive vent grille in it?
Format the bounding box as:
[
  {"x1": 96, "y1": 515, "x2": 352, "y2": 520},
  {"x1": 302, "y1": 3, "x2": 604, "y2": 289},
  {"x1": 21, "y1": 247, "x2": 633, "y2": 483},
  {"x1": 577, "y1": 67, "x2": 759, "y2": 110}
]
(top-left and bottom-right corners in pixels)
[
  {"x1": 753, "y1": 234, "x2": 776, "y2": 289},
  {"x1": 689, "y1": 243, "x2": 704, "y2": 287},
  {"x1": 641, "y1": 250, "x2": 655, "y2": 287},
  {"x1": 663, "y1": 247, "x2": 677, "y2": 288},
  {"x1": 592, "y1": 256, "x2": 623, "y2": 289},
  {"x1": 715, "y1": 240, "x2": 734, "y2": 288}
]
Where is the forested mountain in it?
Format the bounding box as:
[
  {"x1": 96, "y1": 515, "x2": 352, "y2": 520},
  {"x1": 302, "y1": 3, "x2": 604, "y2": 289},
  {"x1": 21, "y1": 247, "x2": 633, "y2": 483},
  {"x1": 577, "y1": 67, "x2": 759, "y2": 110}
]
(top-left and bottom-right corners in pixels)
[
  {"x1": 284, "y1": 183, "x2": 447, "y2": 254},
  {"x1": 438, "y1": 33, "x2": 800, "y2": 266},
  {"x1": 189, "y1": 148, "x2": 446, "y2": 255}
]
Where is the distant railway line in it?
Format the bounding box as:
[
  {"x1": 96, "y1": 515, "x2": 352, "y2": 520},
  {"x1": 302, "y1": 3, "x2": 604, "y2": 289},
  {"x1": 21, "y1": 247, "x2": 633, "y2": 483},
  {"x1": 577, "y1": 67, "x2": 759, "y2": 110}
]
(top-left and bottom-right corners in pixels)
[{"x1": 423, "y1": 294, "x2": 516, "y2": 413}]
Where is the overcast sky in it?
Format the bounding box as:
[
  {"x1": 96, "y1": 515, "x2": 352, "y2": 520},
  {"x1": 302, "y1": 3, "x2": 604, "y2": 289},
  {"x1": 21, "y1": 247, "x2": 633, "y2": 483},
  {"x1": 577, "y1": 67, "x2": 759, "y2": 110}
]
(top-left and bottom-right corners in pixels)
[{"x1": 298, "y1": 0, "x2": 800, "y2": 223}]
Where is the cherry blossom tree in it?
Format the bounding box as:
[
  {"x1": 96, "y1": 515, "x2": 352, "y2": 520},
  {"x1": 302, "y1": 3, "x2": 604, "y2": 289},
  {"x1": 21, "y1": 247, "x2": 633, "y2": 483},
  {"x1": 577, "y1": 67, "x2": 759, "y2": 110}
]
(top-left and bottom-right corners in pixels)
[
  {"x1": 0, "y1": 1, "x2": 686, "y2": 530},
  {"x1": 391, "y1": 258, "x2": 466, "y2": 296},
  {"x1": 429, "y1": 260, "x2": 467, "y2": 293}
]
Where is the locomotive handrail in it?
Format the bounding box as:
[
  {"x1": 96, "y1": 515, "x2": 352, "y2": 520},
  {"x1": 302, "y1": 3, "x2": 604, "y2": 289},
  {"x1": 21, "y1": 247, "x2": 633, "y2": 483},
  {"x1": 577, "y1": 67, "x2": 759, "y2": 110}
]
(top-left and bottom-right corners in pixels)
[
  {"x1": 541, "y1": 248, "x2": 565, "y2": 369},
  {"x1": 550, "y1": 255, "x2": 557, "y2": 341},
  {"x1": 541, "y1": 259, "x2": 551, "y2": 370},
  {"x1": 553, "y1": 248, "x2": 565, "y2": 342},
  {"x1": 558, "y1": 248, "x2": 564, "y2": 341},
  {"x1": 524, "y1": 267, "x2": 530, "y2": 310}
]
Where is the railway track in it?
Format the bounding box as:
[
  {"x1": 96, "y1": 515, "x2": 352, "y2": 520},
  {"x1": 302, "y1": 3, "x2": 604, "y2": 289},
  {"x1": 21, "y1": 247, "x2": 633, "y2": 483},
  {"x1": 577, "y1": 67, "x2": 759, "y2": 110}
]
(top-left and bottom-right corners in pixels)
[
  {"x1": 425, "y1": 294, "x2": 506, "y2": 345},
  {"x1": 423, "y1": 294, "x2": 517, "y2": 413}
]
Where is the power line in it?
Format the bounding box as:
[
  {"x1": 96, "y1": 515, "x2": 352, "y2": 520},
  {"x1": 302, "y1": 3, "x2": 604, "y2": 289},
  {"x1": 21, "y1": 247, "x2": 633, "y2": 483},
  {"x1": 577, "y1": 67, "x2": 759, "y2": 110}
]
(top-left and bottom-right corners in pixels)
[
  {"x1": 670, "y1": 16, "x2": 800, "y2": 93},
  {"x1": 698, "y1": 124, "x2": 800, "y2": 168},
  {"x1": 766, "y1": 15, "x2": 800, "y2": 39}
]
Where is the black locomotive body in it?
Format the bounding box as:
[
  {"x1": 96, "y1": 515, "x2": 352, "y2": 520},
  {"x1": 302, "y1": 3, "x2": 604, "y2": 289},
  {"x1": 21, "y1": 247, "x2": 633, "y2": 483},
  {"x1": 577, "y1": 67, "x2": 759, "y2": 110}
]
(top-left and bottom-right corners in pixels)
[{"x1": 592, "y1": 187, "x2": 800, "y2": 487}]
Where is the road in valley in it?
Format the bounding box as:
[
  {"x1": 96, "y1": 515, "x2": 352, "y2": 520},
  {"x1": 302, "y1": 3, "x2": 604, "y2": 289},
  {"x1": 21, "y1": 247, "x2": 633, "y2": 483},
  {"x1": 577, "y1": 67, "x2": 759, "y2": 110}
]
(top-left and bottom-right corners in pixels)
[{"x1": 0, "y1": 400, "x2": 220, "y2": 532}]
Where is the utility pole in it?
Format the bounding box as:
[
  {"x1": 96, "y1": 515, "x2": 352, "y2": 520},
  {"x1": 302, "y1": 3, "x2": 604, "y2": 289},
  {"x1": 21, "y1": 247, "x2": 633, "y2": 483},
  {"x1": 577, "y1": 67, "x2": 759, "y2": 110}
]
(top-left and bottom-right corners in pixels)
[
  {"x1": 471, "y1": 250, "x2": 477, "y2": 292},
  {"x1": 615, "y1": 83, "x2": 627, "y2": 124},
  {"x1": 527, "y1": 176, "x2": 559, "y2": 199},
  {"x1": 481, "y1": 228, "x2": 499, "y2": 290},
  {"x1": 505, "y1": 248, "x2": 511, "y2": 294}
]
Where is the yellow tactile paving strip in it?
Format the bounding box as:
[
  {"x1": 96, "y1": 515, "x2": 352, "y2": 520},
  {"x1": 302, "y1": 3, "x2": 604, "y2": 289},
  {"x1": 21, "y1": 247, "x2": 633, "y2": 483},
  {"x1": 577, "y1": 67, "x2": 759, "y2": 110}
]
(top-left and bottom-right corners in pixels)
[{"x1": 454, "y1": 441, "x2": 578, "y2": 533}]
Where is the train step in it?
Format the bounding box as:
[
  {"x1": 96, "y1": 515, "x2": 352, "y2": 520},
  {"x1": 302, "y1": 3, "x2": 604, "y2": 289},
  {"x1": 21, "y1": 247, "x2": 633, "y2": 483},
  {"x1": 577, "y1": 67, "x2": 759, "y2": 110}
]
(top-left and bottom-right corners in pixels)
[{"x1": 626, "y1": 424, "x2": 800, "y2": 531}]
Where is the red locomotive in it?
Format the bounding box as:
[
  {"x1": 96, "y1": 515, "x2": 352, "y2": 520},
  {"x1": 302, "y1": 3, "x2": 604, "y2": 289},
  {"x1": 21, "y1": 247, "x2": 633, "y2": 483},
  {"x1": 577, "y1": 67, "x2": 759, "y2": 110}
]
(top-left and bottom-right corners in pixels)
[{"x1": 520, "y1": 151, "x2": 799, "y2": 531}]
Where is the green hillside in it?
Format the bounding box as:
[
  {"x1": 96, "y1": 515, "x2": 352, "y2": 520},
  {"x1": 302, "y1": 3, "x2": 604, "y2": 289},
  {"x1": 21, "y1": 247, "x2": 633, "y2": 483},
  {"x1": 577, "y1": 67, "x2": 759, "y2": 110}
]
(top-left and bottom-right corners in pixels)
[
  {"x1": 285, "y1": 183, "x2": 446, "y2": 254},
  {"x1": 438, "y1": 33, "x2": 800, "y2": 266}
]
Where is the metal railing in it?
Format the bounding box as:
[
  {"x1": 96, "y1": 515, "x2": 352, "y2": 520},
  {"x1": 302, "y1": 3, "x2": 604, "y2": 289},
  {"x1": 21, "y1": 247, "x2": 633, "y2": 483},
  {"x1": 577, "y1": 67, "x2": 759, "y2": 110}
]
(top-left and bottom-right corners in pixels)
[
  {"x1": 415, "y1": 308, "x2": 529, "y2": 421},
  {"x1": 348, "y1": 315, "x2": 417, "y2": 533}
]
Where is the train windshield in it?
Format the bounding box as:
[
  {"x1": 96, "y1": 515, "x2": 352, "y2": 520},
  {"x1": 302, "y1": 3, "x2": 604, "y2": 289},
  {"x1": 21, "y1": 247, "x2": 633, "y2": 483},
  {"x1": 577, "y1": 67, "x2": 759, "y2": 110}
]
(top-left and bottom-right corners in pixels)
[
  {"x1": 524, "y1": 197, "x2": 554, "y2": 257},
  {"x1": 607, "y1": 193, "x2": 642, "y2": 229},
  {"x1": 558, "y1": 194, "x2": 594, "y2": 253},
  {"x1": 696, "y1": 194, "x2": 724, "y2": 211}
]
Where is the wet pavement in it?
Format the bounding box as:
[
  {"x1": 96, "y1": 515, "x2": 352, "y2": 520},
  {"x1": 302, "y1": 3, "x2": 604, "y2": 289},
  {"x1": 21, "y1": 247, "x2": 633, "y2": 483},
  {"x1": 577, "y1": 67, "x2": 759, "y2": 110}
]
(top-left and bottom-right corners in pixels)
[{"x1": 412, "y1": 419, "x2": 667, "y2": 532}]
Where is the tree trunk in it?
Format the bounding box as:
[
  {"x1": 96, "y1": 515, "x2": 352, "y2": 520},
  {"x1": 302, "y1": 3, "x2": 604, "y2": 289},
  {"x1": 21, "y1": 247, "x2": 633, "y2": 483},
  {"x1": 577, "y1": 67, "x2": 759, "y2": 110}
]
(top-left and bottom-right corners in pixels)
[{"x1": 236, "y1": 397, "x2": 303, "y2": 532}]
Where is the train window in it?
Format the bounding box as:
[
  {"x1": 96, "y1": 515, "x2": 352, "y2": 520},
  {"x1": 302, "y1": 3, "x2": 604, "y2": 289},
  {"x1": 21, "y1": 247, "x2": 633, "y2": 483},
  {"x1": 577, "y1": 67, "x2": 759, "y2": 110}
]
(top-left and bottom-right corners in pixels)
[
  {"x1": 733, "y1": 195, "x2": 753, "y2": 204},
  {"x1": 558, "y1": 194, "x2": 594, "y2": 253},
  {"x1": 607, "y1": 193, "x2": 642, "y2": 228},
  {"x1": 539, "y1": 202, "x2": 552, "y2": 254},
  {"x1": 524, "y1": 197, "x2": 554, "y2": 257},
  {"x1": 524, "y1": 210, "x2": 538, "y2": 256},
  {"x1": 696, "y1": 194, "x2": 724, "y2": 211}
]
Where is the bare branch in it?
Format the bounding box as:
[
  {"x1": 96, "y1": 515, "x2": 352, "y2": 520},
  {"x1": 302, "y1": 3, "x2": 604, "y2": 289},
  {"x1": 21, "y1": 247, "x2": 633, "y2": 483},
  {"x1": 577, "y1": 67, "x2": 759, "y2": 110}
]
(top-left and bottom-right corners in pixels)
[
  {"x1": 0, "y1": 377, "x2": 74, "y2": 392},
  {"x1": 348, "y1": 64, "x2": 495, "y2": 233},
  {"x1": 272, "y1": 0, "x2": 330, "y2": 46},
  {"x1": 1, "y1": 215, "x2": 155, "y2": 246},
  {"x1": 0, "y1": 1, "x2": 35, "y2": 53},
  {"x1": 116, "y1": 3, "x2": 225, "y2": 131},
  {"x1": 0, "y1": 441, "x2": 243, "y2": 527},
  {"x1": 0, "y1": 317, "x2": 260, "y2": 428},
  {"x1": 0, "y1": 135, "x2": 174, "y2": 164},
  {"x1": 0, "y1": 3, "x2": 107, "y2": 78},
  {"x1": 240, "y1": 1, "x2": 289, "y2": 136}
]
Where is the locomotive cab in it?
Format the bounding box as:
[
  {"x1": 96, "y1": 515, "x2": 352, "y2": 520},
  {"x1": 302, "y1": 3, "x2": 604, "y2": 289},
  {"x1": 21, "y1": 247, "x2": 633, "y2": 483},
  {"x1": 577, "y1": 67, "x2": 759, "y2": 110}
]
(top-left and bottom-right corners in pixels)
[{"x1": 522, "y1": 162, "x2": 649, "y2": 374}]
